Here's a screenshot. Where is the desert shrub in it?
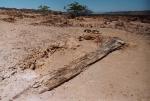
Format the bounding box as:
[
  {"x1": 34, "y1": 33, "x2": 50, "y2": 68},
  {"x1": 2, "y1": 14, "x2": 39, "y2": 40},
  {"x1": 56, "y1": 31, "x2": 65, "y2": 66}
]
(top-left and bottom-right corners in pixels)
[
  {"x1": 64, "y1": 2, "x2": 92, "y2": 18},
  {"x1": 38, "y1": 5, "x2": 50, "y2": 12}
]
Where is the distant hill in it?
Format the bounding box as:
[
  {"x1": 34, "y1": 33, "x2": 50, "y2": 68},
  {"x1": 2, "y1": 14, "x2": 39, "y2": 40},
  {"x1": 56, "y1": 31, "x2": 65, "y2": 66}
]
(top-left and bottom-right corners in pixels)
[
  {"x1": 0, "y1": 7, "x2": 150, "y2": 16},
  {"x1": 92, "y1": 10, "x2": 150, "y2": 16},
  {"x1": 0, "y1": 7, "x2": 62, "y2": 14},
  {"x1": 103, "y1": 10, "x2": 150, "y2": 15}
]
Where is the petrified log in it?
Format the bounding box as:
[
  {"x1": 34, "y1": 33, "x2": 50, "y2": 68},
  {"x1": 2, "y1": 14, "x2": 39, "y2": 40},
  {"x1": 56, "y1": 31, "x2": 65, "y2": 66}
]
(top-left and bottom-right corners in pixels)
[
  {"x1": 33, "y1": 37, "x2": 125, "y2": 94},
  {"x1": 10, "y1": 37, "x2": 125, "y2": 100}
]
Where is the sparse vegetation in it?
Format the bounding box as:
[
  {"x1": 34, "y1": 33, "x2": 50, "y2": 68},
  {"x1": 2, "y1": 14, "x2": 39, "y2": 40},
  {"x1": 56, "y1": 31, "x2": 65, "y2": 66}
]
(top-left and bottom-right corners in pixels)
[
  {"x1": 38, "y1": 5, "x2": 50, "y2": 12},
  {"x1": 64, "y1": 2, "x2": 92, "y2": 18}
]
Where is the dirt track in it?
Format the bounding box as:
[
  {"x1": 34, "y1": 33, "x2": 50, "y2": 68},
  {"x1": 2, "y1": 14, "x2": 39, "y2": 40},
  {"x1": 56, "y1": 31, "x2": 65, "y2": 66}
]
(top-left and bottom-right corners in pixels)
[{"x1": 0, "y1": 9, "x2": 150, "y2": 101}]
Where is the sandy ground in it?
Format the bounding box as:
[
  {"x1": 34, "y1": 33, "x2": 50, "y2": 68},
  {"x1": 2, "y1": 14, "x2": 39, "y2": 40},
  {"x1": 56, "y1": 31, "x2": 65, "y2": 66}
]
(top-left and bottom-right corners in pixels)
[
  {"x1": 0, "y1": 10, "x2": 150, "y2": 101},
  {"x1": 15, "y1": 29, "x2": 150, "y2": 101}
]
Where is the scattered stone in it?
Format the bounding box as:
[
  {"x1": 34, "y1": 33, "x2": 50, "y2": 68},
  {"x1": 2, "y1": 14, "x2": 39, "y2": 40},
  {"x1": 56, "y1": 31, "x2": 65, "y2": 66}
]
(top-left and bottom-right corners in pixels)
[
  {"x1": 84, "y1": 29, "x2": 92, "y2": 33},
  {"x1": 82, "y1": 35, "x2": 96, "y2": 40},
  {"x1": 78, "y1": 34, "x2": 102, "y2": 42},
  {"x1": 2, "y1": 17, "x2": 16, "y2": 23},
  {"x1": 84, "y1": 29, "x2": 101, "y2": 34}
]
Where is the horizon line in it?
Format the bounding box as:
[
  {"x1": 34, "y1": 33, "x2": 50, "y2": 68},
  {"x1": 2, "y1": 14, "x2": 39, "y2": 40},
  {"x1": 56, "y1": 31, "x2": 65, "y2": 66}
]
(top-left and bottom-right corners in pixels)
[{"x1": 0, "y1": 6, "x2": 150, "y2": 13}]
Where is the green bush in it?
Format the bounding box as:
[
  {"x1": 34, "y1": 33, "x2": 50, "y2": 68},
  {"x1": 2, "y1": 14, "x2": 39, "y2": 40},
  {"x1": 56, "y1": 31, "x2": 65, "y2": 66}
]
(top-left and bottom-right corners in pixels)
[
  {"x1": 38, "y1": 5, "x2": 50, "y2": 12},
  {"x1": 64, "y1": 2, "x2": 92, "y2": 17}
]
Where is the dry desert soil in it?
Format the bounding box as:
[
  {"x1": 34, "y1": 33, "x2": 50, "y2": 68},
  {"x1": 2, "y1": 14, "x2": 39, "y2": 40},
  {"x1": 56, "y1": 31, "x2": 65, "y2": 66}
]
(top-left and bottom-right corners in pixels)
[{"x1": 0, "y1": 9, "x2": 150, "y2": 101}]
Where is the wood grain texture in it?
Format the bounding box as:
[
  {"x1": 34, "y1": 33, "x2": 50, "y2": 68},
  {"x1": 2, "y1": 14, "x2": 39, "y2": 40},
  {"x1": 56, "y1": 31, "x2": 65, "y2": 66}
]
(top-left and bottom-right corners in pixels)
[{"x1": 34, "y1": 37, "x2": 125, "y2": 94}]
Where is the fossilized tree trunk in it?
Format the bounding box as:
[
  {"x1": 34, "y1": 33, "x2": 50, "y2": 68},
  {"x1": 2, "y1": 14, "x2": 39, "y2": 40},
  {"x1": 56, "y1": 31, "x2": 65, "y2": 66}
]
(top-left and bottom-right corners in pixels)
[
  {"x1": 32, "y1": 37, "x2": 125, "y2": 94},
  {"x1": 10, "y1": 37, "x2": 125, "y2": 101}
]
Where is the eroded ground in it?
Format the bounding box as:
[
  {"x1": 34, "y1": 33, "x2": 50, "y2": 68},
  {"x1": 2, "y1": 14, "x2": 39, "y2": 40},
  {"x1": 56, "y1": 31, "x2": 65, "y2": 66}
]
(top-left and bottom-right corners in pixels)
[{"x1": 0, "y1": 9, "x2": 150, "y2": 101}]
